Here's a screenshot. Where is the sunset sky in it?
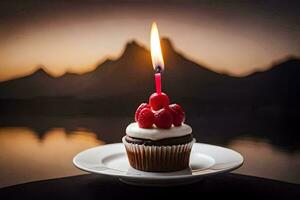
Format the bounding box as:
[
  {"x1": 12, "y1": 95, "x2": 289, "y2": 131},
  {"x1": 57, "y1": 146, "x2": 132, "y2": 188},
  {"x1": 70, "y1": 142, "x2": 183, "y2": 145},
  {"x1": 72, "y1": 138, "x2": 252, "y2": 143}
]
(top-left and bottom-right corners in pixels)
[{"x1": 0, "y1": 0, "x2": 299, "y2": 81}]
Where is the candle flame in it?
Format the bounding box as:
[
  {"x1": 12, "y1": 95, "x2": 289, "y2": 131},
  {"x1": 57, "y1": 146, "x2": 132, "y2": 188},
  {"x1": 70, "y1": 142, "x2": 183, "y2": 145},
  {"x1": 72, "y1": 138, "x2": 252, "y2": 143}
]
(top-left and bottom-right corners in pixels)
[{"x1": 150, "y1": 22, "x2": 164, "y2": 71}]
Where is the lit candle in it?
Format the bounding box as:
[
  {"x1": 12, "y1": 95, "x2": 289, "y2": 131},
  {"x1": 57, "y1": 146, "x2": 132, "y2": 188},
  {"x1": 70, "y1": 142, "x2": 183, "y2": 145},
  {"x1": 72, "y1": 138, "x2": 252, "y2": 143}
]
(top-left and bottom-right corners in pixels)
[{"x1": 150, "y1": 22, "x2": 164, "y2": 94}]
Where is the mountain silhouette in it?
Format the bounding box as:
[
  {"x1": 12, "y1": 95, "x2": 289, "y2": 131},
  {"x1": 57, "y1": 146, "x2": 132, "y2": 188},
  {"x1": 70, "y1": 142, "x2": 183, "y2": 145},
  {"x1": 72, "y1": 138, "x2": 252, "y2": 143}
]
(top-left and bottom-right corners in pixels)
[{"x1": 0, "y1": 38, "x2": 299, "y2": 114}]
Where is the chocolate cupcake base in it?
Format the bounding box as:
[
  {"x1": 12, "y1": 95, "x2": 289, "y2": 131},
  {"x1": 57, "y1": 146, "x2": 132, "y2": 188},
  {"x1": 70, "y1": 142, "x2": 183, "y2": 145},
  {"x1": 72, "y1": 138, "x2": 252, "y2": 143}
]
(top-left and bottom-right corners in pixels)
[
  {"x1": 122, "y1": 136, "x2": 195, "y2": 172},
  {"x1": 125, "y1": 134, "x2": 194, "y2": 146}
]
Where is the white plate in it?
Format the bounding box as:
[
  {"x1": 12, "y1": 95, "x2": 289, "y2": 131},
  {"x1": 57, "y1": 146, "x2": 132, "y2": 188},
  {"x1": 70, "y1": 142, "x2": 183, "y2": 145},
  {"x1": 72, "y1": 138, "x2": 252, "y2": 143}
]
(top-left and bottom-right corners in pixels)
[{"x1": 73, "y1": 143, "x2": 243, "y2": 186}]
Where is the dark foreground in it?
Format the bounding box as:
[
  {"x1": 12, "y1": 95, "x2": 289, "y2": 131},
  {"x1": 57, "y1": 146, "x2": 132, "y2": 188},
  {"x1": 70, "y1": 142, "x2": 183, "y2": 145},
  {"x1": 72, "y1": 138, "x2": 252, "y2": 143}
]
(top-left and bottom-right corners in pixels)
[{"x1": 0, "y1": 173, "x2": 298, "y2": 199}]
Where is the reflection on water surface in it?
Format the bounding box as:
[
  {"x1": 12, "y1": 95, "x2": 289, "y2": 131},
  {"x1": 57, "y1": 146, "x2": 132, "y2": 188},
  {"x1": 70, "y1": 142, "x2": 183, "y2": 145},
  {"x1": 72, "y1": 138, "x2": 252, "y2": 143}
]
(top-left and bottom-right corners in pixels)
[
  {"x1": 229, "y1": 138, "x2": 300, "y2": 184},
  {"x1": 0, "y1": 114, "x2": 299, "y2": 187},
  {"x1": 0, "y1": 127, "x2": 103, "y2": 187}
]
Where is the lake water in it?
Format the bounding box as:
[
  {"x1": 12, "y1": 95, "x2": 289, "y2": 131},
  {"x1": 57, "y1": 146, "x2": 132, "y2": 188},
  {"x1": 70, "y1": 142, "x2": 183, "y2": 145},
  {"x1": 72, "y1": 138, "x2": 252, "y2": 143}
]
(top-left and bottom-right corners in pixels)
[{"x1": 0, "y1": 113, "x2": 299, "y2": 187}]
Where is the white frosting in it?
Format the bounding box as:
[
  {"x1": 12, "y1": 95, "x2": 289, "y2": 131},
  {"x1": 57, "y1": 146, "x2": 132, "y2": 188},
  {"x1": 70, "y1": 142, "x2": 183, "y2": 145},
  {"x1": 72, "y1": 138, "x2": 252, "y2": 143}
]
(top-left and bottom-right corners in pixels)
[{"x1": 126, "y1": 122, "x2": 192, "y2": 141}]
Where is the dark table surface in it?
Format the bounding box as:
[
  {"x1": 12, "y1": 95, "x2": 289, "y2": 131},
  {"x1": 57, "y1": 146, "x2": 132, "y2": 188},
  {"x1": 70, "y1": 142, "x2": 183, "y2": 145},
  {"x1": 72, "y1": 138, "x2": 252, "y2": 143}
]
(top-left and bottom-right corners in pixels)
[{"x1": 0, "y1": 173, "x2": 299, "y2": 199}]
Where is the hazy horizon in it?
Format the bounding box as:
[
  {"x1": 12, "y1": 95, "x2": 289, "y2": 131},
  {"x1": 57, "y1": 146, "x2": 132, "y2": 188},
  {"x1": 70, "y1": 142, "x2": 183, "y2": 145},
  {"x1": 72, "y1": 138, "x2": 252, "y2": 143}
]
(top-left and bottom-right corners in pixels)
[
  {"x1": 1, "y1": 37, "x2": 298, "y2": 82},
  {"x1": 0, "y1": 1, "x2": 299, "y2": 81}
]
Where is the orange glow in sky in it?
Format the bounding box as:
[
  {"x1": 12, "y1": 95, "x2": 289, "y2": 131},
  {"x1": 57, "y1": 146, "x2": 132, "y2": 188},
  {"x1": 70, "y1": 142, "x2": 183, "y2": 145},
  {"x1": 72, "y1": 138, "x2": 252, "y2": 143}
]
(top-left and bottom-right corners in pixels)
[{"x1": 0, "y1": 3, "x2": 299, "y2": 81}]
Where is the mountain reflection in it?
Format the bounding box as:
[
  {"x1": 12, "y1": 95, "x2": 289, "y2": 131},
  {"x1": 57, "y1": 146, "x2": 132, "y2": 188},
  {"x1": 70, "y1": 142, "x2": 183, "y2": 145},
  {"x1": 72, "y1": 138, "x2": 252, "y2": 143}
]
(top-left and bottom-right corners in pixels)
[
  {"x1": 0, "y1": 127, "x2": 103, "y2": 187},
  {"x1": 0, "y1": 113, "x2": 299, "y2": 187},
  {"x1": 229, "y1": 138, "x2": 300, "y2": 184}
]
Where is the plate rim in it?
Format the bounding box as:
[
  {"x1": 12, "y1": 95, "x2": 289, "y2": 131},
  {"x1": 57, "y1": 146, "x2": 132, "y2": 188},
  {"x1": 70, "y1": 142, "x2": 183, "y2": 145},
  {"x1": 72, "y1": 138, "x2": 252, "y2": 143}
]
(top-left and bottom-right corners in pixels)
[{"x1": 73, "y1": 142, "x2": 244, "y2": 180}]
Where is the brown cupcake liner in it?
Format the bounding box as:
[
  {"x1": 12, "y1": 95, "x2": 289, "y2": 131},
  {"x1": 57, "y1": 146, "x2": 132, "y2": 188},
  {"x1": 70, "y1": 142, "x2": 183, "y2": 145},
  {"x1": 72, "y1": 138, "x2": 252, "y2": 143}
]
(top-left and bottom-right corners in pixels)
[{"x1": 122, "y1": 136, "x2": 195, "y2": 172}]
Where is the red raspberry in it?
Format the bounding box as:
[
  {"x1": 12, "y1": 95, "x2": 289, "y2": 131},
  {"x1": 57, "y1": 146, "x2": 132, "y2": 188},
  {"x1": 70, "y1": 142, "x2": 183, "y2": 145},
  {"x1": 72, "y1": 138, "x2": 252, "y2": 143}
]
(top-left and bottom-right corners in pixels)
[
  {"x1": 135, "y1": 103, "x2": 149, "y2": 121},
  {"x1": 137, "y1": 108, "x2": 154, "y2": 128},
  {"x1": 149, "y1": 92, "x2": 170, "y2": 111},
  {"x1": 169, "y1": 104, "x2": 185, "y2": 126},
  {"x1": 154, "y1": 108, "x2": 173, "y2": 129}
]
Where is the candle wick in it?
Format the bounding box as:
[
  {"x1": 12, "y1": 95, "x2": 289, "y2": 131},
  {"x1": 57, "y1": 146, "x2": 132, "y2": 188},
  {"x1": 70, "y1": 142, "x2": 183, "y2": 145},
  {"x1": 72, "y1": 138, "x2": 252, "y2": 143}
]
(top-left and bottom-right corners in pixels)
[{"x1": 155, "y1": 65, "x2": 162, "y2": 73}]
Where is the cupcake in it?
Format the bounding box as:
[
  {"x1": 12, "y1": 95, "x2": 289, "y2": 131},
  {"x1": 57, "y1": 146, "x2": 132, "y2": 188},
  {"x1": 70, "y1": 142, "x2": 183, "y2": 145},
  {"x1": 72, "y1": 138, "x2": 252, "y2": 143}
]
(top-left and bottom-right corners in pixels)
[{"x1": 123, "y1": 92, "x2": 195, "y2": 172}]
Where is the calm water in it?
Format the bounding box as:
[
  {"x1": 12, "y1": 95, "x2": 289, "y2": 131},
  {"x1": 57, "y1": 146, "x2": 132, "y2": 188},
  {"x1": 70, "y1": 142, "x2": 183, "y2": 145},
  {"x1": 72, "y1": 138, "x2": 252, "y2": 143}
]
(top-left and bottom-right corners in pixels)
[{"x1": 0, "y1": 114, "x2": 299, "y2": 187}]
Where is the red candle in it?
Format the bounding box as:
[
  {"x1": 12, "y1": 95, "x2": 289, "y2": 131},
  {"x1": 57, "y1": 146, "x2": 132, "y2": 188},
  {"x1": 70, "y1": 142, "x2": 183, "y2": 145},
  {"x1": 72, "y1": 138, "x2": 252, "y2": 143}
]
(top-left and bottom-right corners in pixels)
[{"x1": 155, "y1": 72, "x2": 162, "y2": 94}]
